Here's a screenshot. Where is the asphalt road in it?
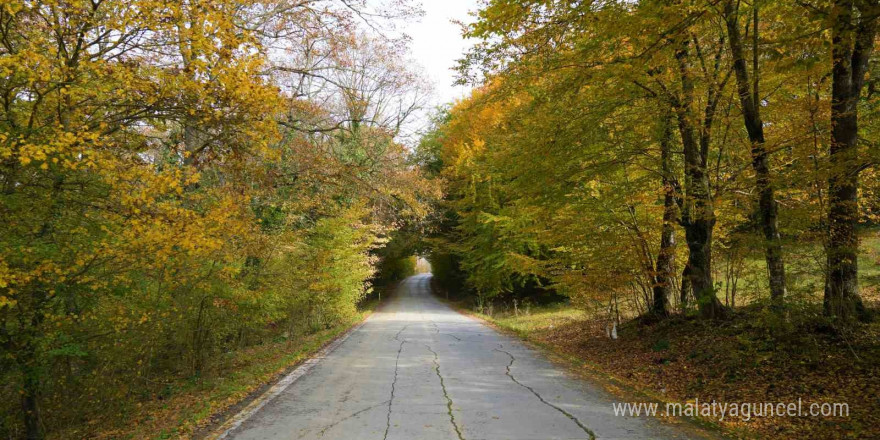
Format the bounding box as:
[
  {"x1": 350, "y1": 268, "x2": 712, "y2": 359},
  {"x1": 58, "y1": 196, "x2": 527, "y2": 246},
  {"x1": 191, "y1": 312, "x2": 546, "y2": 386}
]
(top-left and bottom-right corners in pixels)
[{"x1": 222, "y1": 274, "x2": 707, "y2": 440}]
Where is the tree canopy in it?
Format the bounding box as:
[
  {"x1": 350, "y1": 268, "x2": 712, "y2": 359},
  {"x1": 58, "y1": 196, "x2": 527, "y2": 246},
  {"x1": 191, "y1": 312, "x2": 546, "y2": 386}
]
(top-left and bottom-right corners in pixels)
[{"x1": 423, "y1": 0, "x2": 880, "y2": 323}]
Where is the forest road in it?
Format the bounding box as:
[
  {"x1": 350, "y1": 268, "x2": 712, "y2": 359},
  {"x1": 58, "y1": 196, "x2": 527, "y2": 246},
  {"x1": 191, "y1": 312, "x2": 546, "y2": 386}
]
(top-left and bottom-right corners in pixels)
[{"x1": 222, "y1": 274, "x2": 712, "y2": 440}]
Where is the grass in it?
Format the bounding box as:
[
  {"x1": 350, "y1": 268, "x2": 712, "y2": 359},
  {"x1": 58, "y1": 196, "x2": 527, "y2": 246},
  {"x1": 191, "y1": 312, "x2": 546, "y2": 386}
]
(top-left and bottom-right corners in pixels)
[
  {"x1": 677, "y1": 228, "x2": 880, "y2": 313},
  {"x1": 50, "y1": 305, "x2": 376, "y2": 440},
  {"x1": 485, "y1": 303, "x2": 587, "y2": 334},
  {"x1": 861, "y1": 231, "x2": 880, "y2": 288}
]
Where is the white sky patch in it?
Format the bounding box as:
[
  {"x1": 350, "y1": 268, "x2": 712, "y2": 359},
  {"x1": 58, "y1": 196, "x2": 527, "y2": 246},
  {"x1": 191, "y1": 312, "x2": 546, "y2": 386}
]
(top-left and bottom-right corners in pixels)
[{"x1": 404, "y1": 0, "x2": 480, "y2": 107}]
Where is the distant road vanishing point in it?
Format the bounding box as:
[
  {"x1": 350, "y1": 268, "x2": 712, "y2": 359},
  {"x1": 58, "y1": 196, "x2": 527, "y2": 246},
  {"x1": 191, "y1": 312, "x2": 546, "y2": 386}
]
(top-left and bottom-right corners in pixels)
[{"x1": 219, "y1": 274, "x2": 709, "y2": 440}]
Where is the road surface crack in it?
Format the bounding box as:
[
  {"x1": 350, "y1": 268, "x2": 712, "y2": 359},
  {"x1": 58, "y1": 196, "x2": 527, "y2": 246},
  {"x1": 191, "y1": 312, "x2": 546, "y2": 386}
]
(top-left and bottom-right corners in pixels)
[
  {"x1": 425, "y1": 344, "x2": 465, "y2": 440},
  {"x1": 317, "y1": 400, "x2": 390, "y2": 437},
  {"x1": 430, "y1": 320, "x2": 462, "y2": 341},
  {"x1": 494, "y1": 349, "x2": 595, "y2": 440},
  {"x1": 393, "y1": 324, "x2": 409, "y2": 341},
  {"x1": 384, "y1": 339, "x2": 406, "y2": 440}
]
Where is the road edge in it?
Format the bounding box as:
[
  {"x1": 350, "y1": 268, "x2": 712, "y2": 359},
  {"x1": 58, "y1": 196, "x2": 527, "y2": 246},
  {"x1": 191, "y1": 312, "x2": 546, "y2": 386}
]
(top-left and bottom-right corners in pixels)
[
  {"x1": 196, "y1": 280, "x2": 409, "y2": 439},
  {"x1": 198, "y1": 315, "x2": 371, "y2": 440}
]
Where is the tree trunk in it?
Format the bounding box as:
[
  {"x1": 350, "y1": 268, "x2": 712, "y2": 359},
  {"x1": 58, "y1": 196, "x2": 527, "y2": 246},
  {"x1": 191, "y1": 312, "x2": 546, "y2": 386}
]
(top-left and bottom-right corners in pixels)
[
  {"x1": 673, "y1": 40, "x2": 727, "y2": 319},
  {"x1": 824, "y1": 0, "x2": 876, "y2": 322},
  {"x1": 723, "y1": 1, "x2": 787, "y2": 309},
  {"x1": 19, "y1": 342, "x2": 43, "y2": 440},
  {"x1": 680, "y1": 264, "x2": 691, "y2": 312},
  {"x1": 682, "y1": 220, "x2": 724, "y2": 318},
  {"x1": 652, "y1": 115, "x2": 676, "y2": 318}
]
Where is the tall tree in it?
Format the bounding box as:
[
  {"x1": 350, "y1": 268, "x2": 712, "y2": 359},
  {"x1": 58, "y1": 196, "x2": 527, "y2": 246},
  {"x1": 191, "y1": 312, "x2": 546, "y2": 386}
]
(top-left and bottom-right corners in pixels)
[
  {"x1": 652, "y1": 112, "x2": 678, "y2": 318},
  {"x1": 663, "y1": 30, "x2": 730, "y2": 319},
  {"x1": 824, "y1": 0, "x2": 877, "y2": 322},
  {"x1": 723, "y1": 0, "x2": 788, "y2": 309}
]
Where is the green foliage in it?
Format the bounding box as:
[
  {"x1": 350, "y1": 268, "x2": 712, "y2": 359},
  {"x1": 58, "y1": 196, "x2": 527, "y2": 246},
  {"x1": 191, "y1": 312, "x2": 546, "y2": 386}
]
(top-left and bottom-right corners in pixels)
[
  {"x1": 376, "y1": 256, "x2": 418, "y2": 285},
  {"x1": 287, "y1": 205, "x2": 382, "y2": 329},
  {"x1": 425, "y1": 0, "x2": 880, "y2": 324},
  {"x1": 428, "y1": 252, "x2": 468, "y2": 296},
  {"x1": 373, "y1": 229, "x2": 424, "y2": 285}
]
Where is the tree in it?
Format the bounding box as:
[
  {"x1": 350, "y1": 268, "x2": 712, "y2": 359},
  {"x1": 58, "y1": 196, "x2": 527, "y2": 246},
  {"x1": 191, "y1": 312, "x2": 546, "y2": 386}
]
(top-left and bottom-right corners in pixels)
[
  {"x1": 667, "y1": 30, "x2": 730, "y2": 319},
  {"x1": 723, "y1": 0, "x2": 788, "y2": 309},
  {"x1": 823, "y1": 0, "x2": 877, "y2": 322},
  {"x1": 449, "y1": 0, "x2": 736, "y2": 318},
  {"x1": 653, "y1": 113, "x2": 678, "y2": 318}
]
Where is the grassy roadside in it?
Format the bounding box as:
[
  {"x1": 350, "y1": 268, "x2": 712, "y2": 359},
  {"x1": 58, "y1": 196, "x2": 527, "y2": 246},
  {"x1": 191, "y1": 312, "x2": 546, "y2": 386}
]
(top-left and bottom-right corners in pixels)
[
  {"x1": 54, "y1": 299, "x2": 380, "y2": 440},
  {"x1": 454, "y1": 301, "x2": 879, "y2": 440}
]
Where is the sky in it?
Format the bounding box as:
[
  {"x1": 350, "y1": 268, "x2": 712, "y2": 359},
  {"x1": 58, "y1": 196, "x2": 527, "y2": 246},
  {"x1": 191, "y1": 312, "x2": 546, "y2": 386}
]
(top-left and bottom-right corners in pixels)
[{"x1": 403, "y1": 0, "x2": 481, "y2": 107}]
